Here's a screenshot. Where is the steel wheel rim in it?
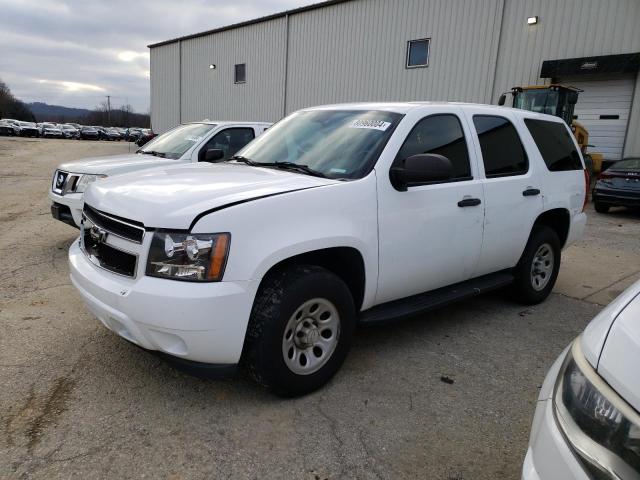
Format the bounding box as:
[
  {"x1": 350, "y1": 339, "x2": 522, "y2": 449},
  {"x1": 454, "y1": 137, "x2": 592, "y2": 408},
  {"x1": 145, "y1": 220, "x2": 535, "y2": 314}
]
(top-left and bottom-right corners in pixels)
[
  {"x1": 530, "y1": 243, "x2": 554, "y2": 291},
  {"x1": 282, "y1": 298, "x2": 340, "y2": 375}
]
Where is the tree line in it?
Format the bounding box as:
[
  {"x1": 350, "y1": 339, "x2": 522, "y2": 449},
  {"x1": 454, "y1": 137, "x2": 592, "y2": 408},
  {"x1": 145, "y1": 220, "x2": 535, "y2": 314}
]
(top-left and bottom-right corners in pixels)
[{"x1": 0, "y1": 79, "x2": 36, "y2": 121}]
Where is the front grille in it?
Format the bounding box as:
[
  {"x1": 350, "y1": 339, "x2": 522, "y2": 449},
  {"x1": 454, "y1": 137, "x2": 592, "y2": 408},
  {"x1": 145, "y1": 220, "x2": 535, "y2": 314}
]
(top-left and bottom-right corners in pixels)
[
  {"x1": 81, "y1": 227, "x2": 137, "y2": 277},
  {"x1": 83, "y1": 205, "x2": 145, "y2": 243}
]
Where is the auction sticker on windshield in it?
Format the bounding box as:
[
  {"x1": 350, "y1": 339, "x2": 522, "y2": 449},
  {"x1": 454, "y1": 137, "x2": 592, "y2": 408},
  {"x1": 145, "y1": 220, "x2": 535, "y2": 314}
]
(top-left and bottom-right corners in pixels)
[{"x1": 348, "y1": 120, "x2": 391, "y2": 131}]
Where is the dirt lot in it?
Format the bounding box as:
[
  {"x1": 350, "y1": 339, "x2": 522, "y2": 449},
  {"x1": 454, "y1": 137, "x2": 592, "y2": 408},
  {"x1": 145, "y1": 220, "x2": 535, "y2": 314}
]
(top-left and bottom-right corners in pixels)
[{"x1": 1, "y1": 136, "x2": 639, "y2": 479}]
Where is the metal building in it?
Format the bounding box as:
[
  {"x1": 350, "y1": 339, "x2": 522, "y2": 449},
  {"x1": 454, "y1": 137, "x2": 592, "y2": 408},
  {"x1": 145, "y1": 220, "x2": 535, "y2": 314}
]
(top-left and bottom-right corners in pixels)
[{"x1": 149, "y1": 0, "x2": 640, "y2": 159}]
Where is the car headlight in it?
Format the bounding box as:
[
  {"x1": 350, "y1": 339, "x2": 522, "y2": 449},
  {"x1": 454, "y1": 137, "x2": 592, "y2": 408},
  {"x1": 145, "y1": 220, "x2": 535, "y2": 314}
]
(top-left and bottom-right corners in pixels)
[
  {"x1": 75, "y1": 174, "x2": 107, "y2": 193},
  {"x1": 553, "y1": 341, "x2": 640, "y2": 479},
  {"x1": 146, "y1": 231, "x2": 230, "y2": 282}
]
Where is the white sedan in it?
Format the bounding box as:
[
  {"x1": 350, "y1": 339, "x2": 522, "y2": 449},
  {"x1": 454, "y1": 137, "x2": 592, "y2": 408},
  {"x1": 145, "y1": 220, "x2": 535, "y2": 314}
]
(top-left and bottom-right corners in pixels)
[{"x1": 523, "y1": 280, "x2": 640, "y2": 479}]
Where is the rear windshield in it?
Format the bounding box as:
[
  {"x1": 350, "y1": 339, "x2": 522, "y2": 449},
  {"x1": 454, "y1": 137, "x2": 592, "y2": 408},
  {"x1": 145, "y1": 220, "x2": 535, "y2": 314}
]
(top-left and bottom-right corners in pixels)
[
  {"x1": 609, "y1": 158, "x2": 640, "y2": 171},
  {"x1": 524, "y1": 119, "x2": 583, "y2": 171}
]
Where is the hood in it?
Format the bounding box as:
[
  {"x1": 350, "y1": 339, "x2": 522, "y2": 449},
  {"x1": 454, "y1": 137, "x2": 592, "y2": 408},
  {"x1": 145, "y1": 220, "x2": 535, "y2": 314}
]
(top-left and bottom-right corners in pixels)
[
  {"x1": 581, "y1": 280, "x2": 640, "y2": 411},
  {"x1": 83, "y1": 162, "x2": 338, "y2": 229},
  {"x1": 57, "y1": 153, "x2": 180, "y2": 176}
]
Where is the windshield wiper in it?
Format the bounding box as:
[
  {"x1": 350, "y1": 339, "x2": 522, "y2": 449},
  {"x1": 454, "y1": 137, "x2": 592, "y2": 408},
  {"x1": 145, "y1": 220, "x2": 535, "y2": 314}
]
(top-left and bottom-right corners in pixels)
[
  {"x1": 140, "y1": 150, "x2": 166, "y2": 158},
  {"x1": 261, "y1": 162, "x2": 327, "y2": 178},
  {"x1": 230, "y1": 155, "x2": 258, "y2": 166}
]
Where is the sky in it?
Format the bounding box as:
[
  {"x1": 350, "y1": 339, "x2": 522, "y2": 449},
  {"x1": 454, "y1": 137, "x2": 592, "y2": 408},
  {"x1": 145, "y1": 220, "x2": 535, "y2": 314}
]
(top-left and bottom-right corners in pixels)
[{"x1": 0, "y1": 0, "x2": 318, "y2": 113}]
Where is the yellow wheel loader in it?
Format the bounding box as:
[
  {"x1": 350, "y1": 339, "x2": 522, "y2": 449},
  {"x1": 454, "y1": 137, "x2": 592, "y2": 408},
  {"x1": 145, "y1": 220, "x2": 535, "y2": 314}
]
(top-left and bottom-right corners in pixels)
[{"x1": 499, "y1": 85, "x2": 603, "y2": 174}]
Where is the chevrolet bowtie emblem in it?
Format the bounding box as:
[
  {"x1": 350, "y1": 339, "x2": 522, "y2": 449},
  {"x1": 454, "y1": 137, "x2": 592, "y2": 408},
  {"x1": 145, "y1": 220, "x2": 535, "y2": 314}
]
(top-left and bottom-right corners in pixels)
[{"x1": 90, "y1": 226, "x2": 108, "y2": 244}]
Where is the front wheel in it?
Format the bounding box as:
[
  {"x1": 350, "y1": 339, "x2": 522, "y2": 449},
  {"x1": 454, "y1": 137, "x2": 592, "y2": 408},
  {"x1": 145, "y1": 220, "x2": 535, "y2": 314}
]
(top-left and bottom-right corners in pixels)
[
  {"x1": 243, "y1": 265, "x2": 356, "y2": 397},
  {"x1": 511, "y1": 226, "x2": 561, "y2": 305}
]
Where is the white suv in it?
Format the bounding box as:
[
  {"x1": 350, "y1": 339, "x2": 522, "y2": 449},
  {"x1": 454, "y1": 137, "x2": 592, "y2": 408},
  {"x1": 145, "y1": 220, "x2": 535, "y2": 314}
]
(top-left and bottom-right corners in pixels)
[
  {"x1": 50, "y1": 121, "x2": 271, "y2": 227},
  {"x1": 68, "y1": 102, "x2": 588, "y2": 396}
]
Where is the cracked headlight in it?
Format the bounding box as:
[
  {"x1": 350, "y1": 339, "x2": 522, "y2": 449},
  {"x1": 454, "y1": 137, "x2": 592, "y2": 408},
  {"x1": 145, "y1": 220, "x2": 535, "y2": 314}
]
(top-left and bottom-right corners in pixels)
[
  {"x1": 75, "y1": 174, "x2": 107, "y2": 193},
  {"x1": 554, "y1": 341, "x2": 640, "y2": 479},
  {"x1": 146, "y1": 231, "x2": 230, "y2": 282}
]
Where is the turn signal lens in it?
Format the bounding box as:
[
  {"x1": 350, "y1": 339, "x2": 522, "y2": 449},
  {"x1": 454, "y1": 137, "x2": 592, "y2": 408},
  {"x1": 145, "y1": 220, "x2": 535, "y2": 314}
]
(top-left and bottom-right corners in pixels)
[{"x1": 208, "y1": 233, "x2": 230, "y2": 281}]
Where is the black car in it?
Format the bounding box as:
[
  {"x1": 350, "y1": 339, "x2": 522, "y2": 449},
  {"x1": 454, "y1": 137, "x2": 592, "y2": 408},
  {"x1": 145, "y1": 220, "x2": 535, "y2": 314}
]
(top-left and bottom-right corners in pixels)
[
  {"x1": 125, "y1": 128, "x2": 143, "y2": 142},
  {"x1": 18, "y1": 122, "x2": 40, "y2": 137},
  {"x1": 135, "y1": 129, "x2": 156, "y2": 147},
  {"x1": 593, "y1": 157, "x2": 640, "y2": 213},
  {"x1": 0, "y1": 120, "x2": 19, "y2": 136},
  {"x1": 79, "y1": 126, "x2": 100, "y2": 140}
]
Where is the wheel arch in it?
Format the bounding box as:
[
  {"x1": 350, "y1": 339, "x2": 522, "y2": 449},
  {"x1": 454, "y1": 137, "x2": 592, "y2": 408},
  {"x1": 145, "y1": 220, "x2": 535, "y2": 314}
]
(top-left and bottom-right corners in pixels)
[
  {"x1": 532, "y1": 208, "x2": 571, "y2": 247},
  {"x1": 258, "y1": 246, "x2": 367, "y2": 312}
]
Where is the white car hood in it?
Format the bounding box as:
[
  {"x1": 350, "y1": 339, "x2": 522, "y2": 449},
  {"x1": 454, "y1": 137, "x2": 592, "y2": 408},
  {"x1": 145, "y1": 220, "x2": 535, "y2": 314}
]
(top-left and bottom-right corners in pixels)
[
  {"x1": 581, "y1": 280, "x2": 640, "y2": 412},
  {"x1": 57, "y1": 153, "x2": 180, "y2": 176},
  {"x1": 83, "y1": 162, "x2": 337, "y2": 229}
]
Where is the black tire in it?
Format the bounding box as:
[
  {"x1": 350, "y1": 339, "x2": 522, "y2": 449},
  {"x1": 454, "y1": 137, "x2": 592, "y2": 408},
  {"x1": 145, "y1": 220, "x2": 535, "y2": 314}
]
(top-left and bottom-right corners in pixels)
[
  {"x1": 594, "y1": 201, "x2": 610, "y2": 214},
  {"x1": 511, "y1": 226, "x2": 561, "y2": 305},
  {"x1": 242, "y1": 265, "x2": 356, "y2": 397}
]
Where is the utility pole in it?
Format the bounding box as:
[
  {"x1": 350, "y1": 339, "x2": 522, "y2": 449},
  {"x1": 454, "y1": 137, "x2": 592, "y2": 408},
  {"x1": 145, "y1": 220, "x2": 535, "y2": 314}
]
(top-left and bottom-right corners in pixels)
[{"x1": 106, "y1": 95, "x2": 111, "y2": 125}]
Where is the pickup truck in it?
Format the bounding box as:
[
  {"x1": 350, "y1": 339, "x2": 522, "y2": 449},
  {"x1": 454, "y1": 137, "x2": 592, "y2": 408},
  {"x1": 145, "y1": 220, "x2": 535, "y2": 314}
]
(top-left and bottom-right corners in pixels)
[
  {"x1": 49, "y1": 121, "x2": 271, "y2": 227},
  {"x1": 68, "y1": 102, "x2": 588, "y2": 396}
]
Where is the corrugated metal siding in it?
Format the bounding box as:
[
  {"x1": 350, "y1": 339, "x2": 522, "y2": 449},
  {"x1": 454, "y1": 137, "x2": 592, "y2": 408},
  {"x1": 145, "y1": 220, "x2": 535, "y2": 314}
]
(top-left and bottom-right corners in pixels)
[
  {"x1": 150, "y1": 0, "x2": 640, "y2": 150},
  {"x1": 179, "y1": 17, "x2": 287, "y2": 124},
  {"x1": 492, "y1": 0, "x2": 640, "y2": 101},
  {"x1": 150, "y1": 43, "x2": 180, "y2": 133},
  {"x1": 285, "y1": 0, "x2": 503, "y2": 112}
]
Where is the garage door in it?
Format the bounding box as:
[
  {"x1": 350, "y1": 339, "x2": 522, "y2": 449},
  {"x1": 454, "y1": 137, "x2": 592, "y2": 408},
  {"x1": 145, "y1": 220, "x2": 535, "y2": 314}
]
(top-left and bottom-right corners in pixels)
[{"x1": 560, "y1": 75, "x2": 636, "y2": 160}]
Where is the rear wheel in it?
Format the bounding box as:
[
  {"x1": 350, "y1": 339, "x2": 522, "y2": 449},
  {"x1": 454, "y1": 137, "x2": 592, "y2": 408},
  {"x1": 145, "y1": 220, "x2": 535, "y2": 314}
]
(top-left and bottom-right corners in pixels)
[
  {"x1": 511, "y1": 226, "x2": 561, "y2": 305},
  {"x1": 243, "y1": 265, "x2": 356, "y2": 397},
  {"x1": 594, "y1": 201, "x2": 610, "y2": 213}
]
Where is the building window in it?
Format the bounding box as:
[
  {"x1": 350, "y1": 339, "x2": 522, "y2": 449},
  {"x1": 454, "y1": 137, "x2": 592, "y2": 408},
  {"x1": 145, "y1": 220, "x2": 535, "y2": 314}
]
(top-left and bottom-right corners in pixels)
[
  {"x1": 234, "y1": 63, "x2": 246, "y2": 84},
  {"x1": 406, "y1": 39, "x2": 430, "y2": 68}
]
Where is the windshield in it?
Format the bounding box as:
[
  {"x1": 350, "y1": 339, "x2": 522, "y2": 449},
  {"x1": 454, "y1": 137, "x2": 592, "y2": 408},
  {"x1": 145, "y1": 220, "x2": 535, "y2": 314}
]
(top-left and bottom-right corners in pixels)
[
  {"x1": 139, "y1": 123, "x2": 216, "y2": 160},
  {"x1": 514, "y1": 89, "x2": 559, "y2": 116},
  {"x1": 611, "y1": 158, "x2": 640, "y2": 171},
  {"x1": 236, "y1": 110, "x2": 403, "y2": 179}
]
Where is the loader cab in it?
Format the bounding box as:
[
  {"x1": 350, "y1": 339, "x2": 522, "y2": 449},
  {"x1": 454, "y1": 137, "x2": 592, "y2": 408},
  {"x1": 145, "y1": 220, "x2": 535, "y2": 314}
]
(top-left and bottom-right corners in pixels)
[{"x1": 499, "y1": 85, "x2": 581, "y2": 126}]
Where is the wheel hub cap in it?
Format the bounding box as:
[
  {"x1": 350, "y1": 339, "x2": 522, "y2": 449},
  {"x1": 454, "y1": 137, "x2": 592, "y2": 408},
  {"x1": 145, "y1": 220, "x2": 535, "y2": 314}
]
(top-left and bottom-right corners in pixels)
[
  {"x1": 530, "y1": 243, "x2": 554, "y2": 291},
  {"x1": 282, "y1": 298, "x2": 340, "y2": 375}
]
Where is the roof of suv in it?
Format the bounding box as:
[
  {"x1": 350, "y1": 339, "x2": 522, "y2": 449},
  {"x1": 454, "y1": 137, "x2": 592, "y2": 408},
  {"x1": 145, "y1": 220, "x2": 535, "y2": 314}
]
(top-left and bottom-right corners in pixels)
[
  {"x1": 302, "y1": 101, "x2": 566, "y2": 123},
  {"x1": 188, "y1": 120, "x2": 272, "y2": 126}
]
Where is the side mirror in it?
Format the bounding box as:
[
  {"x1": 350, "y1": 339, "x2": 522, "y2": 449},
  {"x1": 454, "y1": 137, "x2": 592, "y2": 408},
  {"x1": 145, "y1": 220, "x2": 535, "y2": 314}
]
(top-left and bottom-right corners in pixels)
[
  {"x1": 390, "y1": 154, "x2": 453, "y2": 191},
  {"x1": 498, "y1": 93, "x2": 507, "y2": 106},
  {"x1": 204, "y1": 148, "x2": 224, "y2": 162}
]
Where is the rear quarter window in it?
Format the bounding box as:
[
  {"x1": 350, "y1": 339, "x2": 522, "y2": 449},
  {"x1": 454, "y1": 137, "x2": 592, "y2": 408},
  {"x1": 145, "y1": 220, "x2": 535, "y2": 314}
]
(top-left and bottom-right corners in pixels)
[{"x1": 524, "y1": 119, "x2": 583, "y2": 171}]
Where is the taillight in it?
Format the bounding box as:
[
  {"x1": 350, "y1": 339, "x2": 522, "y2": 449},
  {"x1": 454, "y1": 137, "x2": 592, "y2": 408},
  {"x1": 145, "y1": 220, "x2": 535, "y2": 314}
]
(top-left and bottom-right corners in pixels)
[
  {"x1": 582, "y1": 169, "x2": 589, "y2": 212},
  {"x1": 597, "y1": 171, "x2": 613, "y2": 180}
]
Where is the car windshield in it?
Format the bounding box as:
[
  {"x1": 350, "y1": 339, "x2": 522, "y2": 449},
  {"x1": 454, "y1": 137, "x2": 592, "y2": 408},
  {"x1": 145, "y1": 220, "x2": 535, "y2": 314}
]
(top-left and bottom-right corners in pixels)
[
  {"x1": 139, "y1": 123, "x2": 217, "y2": 160},
  {"x1": 610, "y1": 158, "x2": 640, "y2": 171},
  {"x1": 235, "y1": 110, "x2": 403, "y2": 179}
]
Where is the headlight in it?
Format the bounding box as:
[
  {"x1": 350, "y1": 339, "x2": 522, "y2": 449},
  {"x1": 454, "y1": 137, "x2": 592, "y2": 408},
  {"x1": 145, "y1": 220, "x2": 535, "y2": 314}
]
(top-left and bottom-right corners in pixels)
[
  {"x1": 554, "y1": 341, "x2": 640, "y2": 479},
  {"x1": 75, "y1": 174, "x2": 107, "y2": 193},
  {"x1": 146, "y1": 232, "x2": 230, "y2": 282}
]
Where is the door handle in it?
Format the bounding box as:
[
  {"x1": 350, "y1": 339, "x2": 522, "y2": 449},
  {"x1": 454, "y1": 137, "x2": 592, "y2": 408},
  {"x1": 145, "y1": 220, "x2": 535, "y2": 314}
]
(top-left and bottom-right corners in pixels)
[
  {"x1": 522, "y1": 188, "x2": 541, "y2": 197},
  {"x1": 458, "y1": 198, "x2": 482, "y2": 207}
]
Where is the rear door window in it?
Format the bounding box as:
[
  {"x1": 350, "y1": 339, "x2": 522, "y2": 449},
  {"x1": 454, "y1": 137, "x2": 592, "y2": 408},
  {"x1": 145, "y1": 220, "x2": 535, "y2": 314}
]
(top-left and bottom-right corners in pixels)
[
  {"x1": 473, "y1": 116, "x2": 528, "y2": 177},
  {"x1": 524, "y1": 119, "x2": 583, "y2": 171}
]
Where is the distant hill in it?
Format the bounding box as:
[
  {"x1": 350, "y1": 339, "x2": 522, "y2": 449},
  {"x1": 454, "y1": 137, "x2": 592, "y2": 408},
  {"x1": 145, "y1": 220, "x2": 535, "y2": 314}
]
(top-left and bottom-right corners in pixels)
[{"x1": 27, "y1": 102, "x2": 91, "y2": 122}]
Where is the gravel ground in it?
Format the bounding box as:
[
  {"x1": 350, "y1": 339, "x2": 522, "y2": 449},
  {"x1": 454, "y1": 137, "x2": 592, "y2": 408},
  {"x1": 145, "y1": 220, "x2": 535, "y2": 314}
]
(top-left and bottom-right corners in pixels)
[{"x1": 1, "y1": 136, "x2": 639, "y2": 479}]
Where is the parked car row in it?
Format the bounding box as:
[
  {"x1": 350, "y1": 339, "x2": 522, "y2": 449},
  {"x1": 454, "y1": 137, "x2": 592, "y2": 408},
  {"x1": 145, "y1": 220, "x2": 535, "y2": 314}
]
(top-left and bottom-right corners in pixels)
[{"x1": 0, "y1": 118, "x2": 152, "y2": 142}]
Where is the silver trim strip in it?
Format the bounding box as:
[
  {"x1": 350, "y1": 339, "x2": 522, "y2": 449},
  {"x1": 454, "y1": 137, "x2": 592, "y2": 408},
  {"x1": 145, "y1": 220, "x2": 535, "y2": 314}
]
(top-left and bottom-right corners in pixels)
[{"x1": 83, "y1": 207, "x2": 145, "y2": 244}]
